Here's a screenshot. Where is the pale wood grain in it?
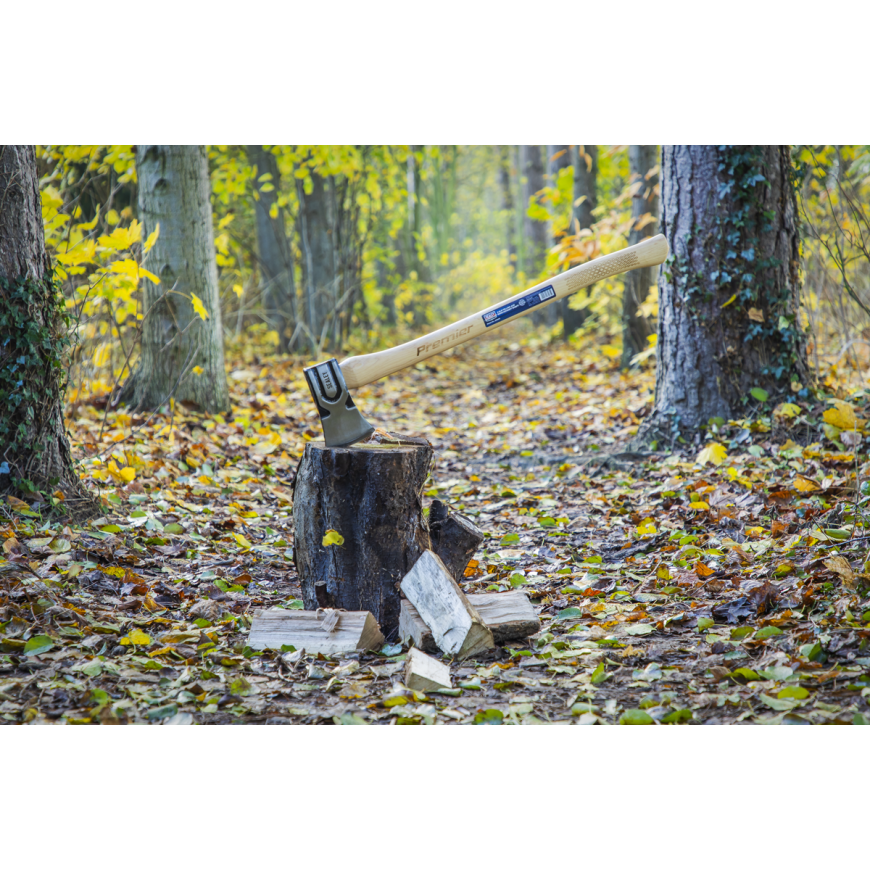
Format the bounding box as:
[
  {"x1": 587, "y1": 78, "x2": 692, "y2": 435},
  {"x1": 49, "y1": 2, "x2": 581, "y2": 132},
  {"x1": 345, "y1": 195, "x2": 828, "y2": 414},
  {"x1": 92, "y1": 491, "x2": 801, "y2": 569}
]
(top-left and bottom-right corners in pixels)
[
  {"x1": 247, "y1": 609, "x2": 384, "y2": 655},
  {"x1": 404, "y1": 647, "x2": 452, "y2": 692},
  {"x1": 340, "y1": 235, "x2": 668, "y2": 389},
  {"x1": 400, "y1": 590, "x2": 540, "y2": 649},
  {"x1": 399, "y1": 550, "x2": 494, "y2": 658}
]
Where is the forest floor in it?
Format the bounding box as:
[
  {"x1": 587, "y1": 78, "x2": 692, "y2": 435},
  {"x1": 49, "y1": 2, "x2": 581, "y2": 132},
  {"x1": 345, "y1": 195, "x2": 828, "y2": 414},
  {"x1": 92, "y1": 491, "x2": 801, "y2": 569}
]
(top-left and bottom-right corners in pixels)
[{"x1": 2, "y1": 327, "x2": 870, "y2": 725}]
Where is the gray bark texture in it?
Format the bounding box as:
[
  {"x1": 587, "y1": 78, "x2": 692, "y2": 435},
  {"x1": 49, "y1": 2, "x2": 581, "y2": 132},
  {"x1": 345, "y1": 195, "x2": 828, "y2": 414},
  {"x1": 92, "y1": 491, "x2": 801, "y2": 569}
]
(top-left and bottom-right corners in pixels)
[
  {"x1": 642, "y1": 145, "x2": 808, "y2": 439},
  {"x1": 520, "y1": 145, "x2": 547, "y2": 280},
  {"x1": 498, "y1": 145, "x2": 517, "y2": 264},
  {"x1": 248, "y1": 146, "x2": 296, "y2": 354},
  {"x1": 293, "y1": 441, "x2": 433, "y2": 638},
  {"x1": 564, "y1": 145, "x2": 598, "y2": 337},
  {"x1": 296, "y1": 171, "x2": 335, "y2": 353},
  {"x1": 0, "y1": 145, "x2": 96, "y2": 516},
  {"x1": 622, "y1": 145, "x2": 658, "y2": 367},
  {"x1": 126, "y1": 146, "x2": 229, "y2": 413}
]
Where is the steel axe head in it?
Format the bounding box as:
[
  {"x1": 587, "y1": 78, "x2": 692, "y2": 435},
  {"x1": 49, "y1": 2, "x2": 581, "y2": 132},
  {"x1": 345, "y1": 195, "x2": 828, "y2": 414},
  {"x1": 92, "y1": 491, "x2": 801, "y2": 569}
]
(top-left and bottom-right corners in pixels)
[{"x1": 303, "y1": 358, "x2": 374, "y2": 448}]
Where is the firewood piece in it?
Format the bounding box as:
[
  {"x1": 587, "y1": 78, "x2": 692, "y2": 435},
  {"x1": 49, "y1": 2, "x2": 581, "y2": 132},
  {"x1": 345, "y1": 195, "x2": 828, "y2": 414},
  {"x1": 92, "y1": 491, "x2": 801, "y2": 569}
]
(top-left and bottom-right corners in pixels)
[
  {"x1": 400, "y1": 591, "x2": 540, "y2": 648},
  {"x1": 293, "y1": 439, "x2": 433, "y2": 637},
  {"x1": 247, "y1": 609, "x2": 384, "y2": 656},
  {"x1": 428, "y1": 499, "x2": 485, "y2": 581},
  {"x1": 404, "y1": 647, "x2": 452, "y2": 692},
  {"x1": 399, "y1": 550, "x2": 494, "y2": 658}
]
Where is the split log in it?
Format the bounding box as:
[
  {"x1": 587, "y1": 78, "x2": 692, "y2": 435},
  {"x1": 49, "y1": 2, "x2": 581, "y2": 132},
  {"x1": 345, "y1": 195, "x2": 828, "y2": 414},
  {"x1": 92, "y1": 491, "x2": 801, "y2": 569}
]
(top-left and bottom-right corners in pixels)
[
  {"x1": 404, "y1": 647, "x2": 452, "y2": 692},
  {"x1": 428, "y1": 499, "x2": 485, "y2": 581},
  {"x1": 293, "y1": 439, "x2": 432, "y2": 637},
  {"x1": 400, "y1": 590, "x2": 540, "y2": 651},
  {"x1": 399, "y1": 550, "x2": 494, "y2": 658},
  {"x1": 247, "y1": 608, "x2": 384, "y2": 656}
]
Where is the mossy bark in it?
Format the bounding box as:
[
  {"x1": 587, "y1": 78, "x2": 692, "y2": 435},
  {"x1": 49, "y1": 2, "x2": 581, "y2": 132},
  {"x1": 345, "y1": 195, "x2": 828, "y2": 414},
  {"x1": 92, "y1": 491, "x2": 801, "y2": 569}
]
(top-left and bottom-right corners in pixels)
[{"x1": 0, "y1": 145, "x2": 97, "y2": 518}]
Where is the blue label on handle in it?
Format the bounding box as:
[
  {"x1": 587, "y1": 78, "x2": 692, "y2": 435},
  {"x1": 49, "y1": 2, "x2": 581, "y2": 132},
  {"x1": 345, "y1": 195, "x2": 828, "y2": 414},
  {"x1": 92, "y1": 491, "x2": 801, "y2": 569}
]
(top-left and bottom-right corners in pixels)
[{"x1": 481, "y1": 285, "x2": 556, "y2": 328}]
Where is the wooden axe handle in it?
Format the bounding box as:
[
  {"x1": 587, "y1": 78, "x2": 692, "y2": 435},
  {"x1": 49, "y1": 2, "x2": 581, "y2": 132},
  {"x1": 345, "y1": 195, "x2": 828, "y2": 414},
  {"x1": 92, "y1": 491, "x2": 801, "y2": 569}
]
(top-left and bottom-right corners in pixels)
[{"x1": 340, "y1": 233, "x2": 669, "y2": 390}]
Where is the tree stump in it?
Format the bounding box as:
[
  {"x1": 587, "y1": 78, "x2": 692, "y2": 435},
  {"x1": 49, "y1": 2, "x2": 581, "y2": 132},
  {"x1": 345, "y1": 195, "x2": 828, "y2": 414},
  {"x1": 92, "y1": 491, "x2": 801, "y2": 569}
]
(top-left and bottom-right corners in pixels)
[{"x1": 293, "y1": 439, "x2": 433, "y2": 638}]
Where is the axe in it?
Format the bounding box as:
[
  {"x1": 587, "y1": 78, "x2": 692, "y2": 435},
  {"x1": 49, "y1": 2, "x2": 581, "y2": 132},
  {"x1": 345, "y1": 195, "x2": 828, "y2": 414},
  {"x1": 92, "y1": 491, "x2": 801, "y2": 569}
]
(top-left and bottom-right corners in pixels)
[{"x1": 304, "y1": 234, "x2": 669, "y2": 447}]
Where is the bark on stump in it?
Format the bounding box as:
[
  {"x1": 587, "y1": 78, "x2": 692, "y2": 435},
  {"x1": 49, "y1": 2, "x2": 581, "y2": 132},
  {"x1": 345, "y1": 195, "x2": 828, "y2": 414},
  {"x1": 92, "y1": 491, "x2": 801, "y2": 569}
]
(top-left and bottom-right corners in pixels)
[
  {"x1": 293, "y1": 440, "x2": 433, "y2": 638},
  {"x1": 428, "y1": 499, "x2": 484, "y2": 581}
]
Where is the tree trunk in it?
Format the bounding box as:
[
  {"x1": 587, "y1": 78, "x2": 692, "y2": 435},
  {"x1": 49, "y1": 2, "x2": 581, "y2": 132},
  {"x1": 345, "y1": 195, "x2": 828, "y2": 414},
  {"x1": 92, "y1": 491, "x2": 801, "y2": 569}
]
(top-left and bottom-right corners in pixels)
[
  {"x1": 564, "y1": 145, "x2": 598, "y2": 337},
  {"x1": 543, "y1": 145, "x2": 572, "y2": 329},
  {"x1": 293, "y1": 441, "x2": 433, "y2": 638},
  {"x1": 296, "y1": 170, "x2": 335, "y2": 353},
  {"x1": 641, "y1": 145, "x2": 808, "y2": 440},
  {"x1": 124, "y1": 146, "x2": 229, "y2": 413},
  {"x1": 0, "y1": 145, "x2": 96, "y2": 516},
  {"x1": 248, "y1": 145, "x2": 296, "y2": 354},
  {"x1": 621, "y1": 145, "x2": 658, "y2": 367},
  {"x1": 498, "y1": 145, "x2": 517, "y2": 265},
  {"x1": 520, "y1": 145, "x2": 547, "y2": 280}
]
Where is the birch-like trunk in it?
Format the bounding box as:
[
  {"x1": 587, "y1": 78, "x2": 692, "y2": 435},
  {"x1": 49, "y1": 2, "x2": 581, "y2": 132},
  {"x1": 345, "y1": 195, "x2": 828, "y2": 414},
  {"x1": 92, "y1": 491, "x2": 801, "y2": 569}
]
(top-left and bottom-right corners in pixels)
[
  {"x1": 564, "y1": 145, "x2": 598, "y2": 337},
  {"x1": 621, "y1": 145, "x2": 658, "y2": 367},
  {"x1": 248, "y1": 145, "x2": 296, "y2": 353},
  {"x1": 0, "y1": 145, "x2": 95, "y2": 515},
  {"x1": 642, "y1": 145, "x2": 808, "y2": 440},
  {"x1": 543, "y1": 145, "x2": 571, "y2": 328},
  {"x1": 126, "y1": 145, "x2": 229, "y2": 413}
]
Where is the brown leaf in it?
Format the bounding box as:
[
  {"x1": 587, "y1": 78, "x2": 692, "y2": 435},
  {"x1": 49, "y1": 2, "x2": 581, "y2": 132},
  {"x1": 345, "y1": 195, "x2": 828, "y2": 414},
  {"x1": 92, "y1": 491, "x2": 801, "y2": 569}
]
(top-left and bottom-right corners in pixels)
[
  {"x1": 823, "y1": 556, "x2": 856, "y2": 589},
  {"x1": 748, "y1": 581, "x2": 778, "y2": 615}
]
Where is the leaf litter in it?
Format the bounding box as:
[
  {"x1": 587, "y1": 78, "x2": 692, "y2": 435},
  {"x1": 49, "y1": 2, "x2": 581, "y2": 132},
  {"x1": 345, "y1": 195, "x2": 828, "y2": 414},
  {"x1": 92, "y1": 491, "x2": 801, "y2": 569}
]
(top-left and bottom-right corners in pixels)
[{"x1": 2, "y1": 331, "x2": 870, "y2": 725}]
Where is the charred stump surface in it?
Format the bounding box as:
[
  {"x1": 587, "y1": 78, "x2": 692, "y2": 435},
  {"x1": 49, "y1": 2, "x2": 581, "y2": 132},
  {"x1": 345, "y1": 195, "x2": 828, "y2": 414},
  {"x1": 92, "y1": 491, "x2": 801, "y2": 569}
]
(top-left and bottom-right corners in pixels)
[{"x1": 293, "y1": 440, "x2": 433, "y2": 638}]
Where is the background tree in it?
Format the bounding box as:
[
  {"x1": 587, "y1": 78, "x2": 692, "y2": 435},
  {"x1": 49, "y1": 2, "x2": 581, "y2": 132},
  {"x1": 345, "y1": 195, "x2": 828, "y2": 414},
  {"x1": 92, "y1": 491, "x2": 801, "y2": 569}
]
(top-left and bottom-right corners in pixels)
[
  {"x1": 0, "y1": 146, "x2": 95, "y2": 515},
  {"x1": 544, "y1": 146, "x2": 572, "y2": 329},
  {"x1": 520, "y1": 145, "x2": 547, "y2": 280},
  {"x1": 248, "y1": 145, "x2": 296, "y2": 353},
  {"x1": 563, "y1": 145, "x2": 598, "y2": 337},
  {"x1": 642, "y1": 145, "x2": 808, "y2": 441},
  {"x1": 123, "y1": 146, "x2": 230, "y2": 413},
  {"x1": 621, "y1": 145, "x2": 658, "y2": 367},
  {"x1": 498, "y1": 145, "x2": 517, "y2": 266}
]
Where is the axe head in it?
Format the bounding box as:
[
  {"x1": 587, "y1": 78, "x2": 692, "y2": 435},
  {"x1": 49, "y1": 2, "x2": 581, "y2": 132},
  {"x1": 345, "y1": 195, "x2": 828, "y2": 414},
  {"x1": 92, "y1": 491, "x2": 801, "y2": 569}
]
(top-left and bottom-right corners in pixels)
[{"x1": 303, "y1": 358, "x2": 374, "y2": 448}]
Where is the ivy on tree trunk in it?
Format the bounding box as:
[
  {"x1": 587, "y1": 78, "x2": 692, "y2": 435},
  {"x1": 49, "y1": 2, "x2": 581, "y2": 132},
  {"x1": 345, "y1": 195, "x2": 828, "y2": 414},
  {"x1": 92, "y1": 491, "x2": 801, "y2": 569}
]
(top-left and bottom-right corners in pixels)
[
  {"x1": 640, "y1": 145, "x2": 809, "y2": 443},
  {"x1": 0, "y1": 145, "x2": 97, "y2": 517}
]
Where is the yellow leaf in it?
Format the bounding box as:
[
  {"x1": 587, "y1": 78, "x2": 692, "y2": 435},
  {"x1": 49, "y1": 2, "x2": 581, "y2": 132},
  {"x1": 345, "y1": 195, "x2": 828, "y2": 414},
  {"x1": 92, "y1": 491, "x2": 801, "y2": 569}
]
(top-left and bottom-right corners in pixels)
[
  {"x1": 695, "y1": 561, "x2": 714, "y2": 577},
  {"x1": 636, "y1": 517, "x2": 657, "y2": 536},
  {"x1": 823, "y1": 401, "x2": 857, "y2": 431},
  {"x1": 601, "y1": 345, "x2": 620, "y2": 359},
  {"x1": 110, "y1": 258, "x2": 159, "y2": 285},
  {"x1": 689, "y1": 501, "x2": 710, "y2": 510},
  {"x1": 190, "y1": 292, "x2": 209, "y2": 320},
  {"x1": 218, "y1": 214, "x2": 235, "y2": 229},
  {"x1": 119, "y1": 467, "x2": 135, "y2": 482},
  {"x1": 322, "y1": 529, "x2": 345, "y2": 546},
  {"x1": 774, "y1": 402, "x2": 801, "y2": 419},
  {"x1": 232, "y1": 533, "x2": 252, "y2": 550},
  {"x1": 125, "y1": 628, "x2": 151, "y2": 646},
  {"x1": 93, "y1": 343, "x2": 111, "y2": 368},
  {"x1": 144, "y1": 223, "x2": 160, "y2": 252},
  {"x1": 79, "y1": 205, "x2": 101, "y2": 231},
  {"x1": 232, "y1": 284, "x2": 244, "y2": 298},
  {"x1": 696, "y1": 443, "x2": 727, "y2": 466},
  {"x1": 192, "y1": 366, "x2": 204, "y2": 376},
  {"x1": 793, "y1": 476, "x2": 819, "y2": 492},
  {"x1": 720, "y1": 293, "x2": 737, "y2": 309}
]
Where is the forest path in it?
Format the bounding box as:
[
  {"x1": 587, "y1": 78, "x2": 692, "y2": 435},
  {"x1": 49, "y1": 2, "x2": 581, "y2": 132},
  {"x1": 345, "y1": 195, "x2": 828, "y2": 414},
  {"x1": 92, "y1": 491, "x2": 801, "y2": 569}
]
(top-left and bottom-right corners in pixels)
[{"x1": 1, "y1": 331, "x2": 868, "y2": 725}]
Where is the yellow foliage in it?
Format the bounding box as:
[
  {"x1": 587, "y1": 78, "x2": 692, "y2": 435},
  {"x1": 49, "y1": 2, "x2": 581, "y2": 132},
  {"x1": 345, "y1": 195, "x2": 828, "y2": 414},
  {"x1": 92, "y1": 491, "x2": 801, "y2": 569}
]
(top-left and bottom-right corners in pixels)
[
  {"x1": 322, "y1": 530, "x2": 345, "y2": 546},
  {"x1": 190, "y1": 292, "x2": 210, "y2": 320},
  {"x1": 823, "y1": 401, "x2": 857, "y2": 431},
  {"x1": 696, "y1": 443, "x2": 728, "y2": 467}
]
